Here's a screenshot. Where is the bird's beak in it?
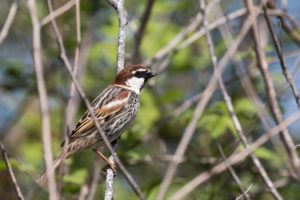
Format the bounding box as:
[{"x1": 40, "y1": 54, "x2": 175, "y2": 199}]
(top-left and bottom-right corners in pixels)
[{"x1": 145, "y1": 70, "x2": 157, "y2": 78}]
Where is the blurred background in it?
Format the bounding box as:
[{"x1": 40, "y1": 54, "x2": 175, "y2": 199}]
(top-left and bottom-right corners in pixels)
[{"x1": 1, "y1": 0, "x2": 300, "y2": 199}]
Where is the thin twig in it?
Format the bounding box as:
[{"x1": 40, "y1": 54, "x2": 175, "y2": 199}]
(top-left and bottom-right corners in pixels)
[
  {"x1": 170, "y1": 110, "x2": 300, "y2": 200},
  {"x1": 131, "y1": 0, "x2": 156, "y2": 64},
  {"x1": 77, "y1": 156, "x2": 103, "y2": 200},
  {"x1": 203, "y1": 0, "x2": 282, "y2": 198},
  {"x1": 144, "y1": 0, "x2": 226, "y2": 66},
  {"x1": 0, "y1": 142, "x2": 25, "y2": 200},
  {"x1": 155, "y1": 5, "x2": 260, "y2": 200},
  {"x1": 27, "y1": 0, "x2": 58, "y2": 199},
  {"x1": 45, "y1": 0, "x2": 145, "y2": 198},
  {"x1": 267, "y1": 0, "x2": 300, "y2": 46},
  {"x1": 263, "y1": 6, "x2": 300, "y2": 108},
  {"x1": 178, "y1": 7, "x2": 289, "y2": 53},
  {"x1": 235, "y1": 184, "x2": 253, "y2": 200},
  {"x1": 249, "y1": 1, "x2": 300, "y2": 179},
  {"x1": 211, "y1": 2, "x2": 275, "y2": 139},
  {"x1": 58, "y1": 0, "x2": 81, "y2": 195},
  {"x1": 144, "y1": 5, "x2": 205, "y2": 66},
  {"x1": 218, "y1": 145, "x2": 251, "y2": 200},
  {"x1": 0, "y1": 0, "x2": 18, "y2": 45},
  {"x1": 40, "y1": 0, "x2": 76, "y2": 26}
]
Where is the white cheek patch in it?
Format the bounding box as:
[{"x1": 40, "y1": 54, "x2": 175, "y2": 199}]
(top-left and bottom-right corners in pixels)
[{"x1": 125, "y1": 77, "x2": 145, "y2": 94}]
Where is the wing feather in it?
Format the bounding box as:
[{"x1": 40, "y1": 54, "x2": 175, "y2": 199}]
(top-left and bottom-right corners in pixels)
[{"x1": 69, "y1": 89, "x2": 130, "y2": 139}]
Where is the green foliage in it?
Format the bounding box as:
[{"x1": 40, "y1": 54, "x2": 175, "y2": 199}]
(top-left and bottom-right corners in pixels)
[
  {"x1": 63, "y1": 169, "x2": 88, "y2": 184},
  {"x1": 254, "y1": 147, "x2": 274, "y2": 160},
  {"x1": 198, "y1": 102, "x2": 236, "y2": 139},
  {"x1": 135, "y1": 89, "x2": 160, "y2": 133}
]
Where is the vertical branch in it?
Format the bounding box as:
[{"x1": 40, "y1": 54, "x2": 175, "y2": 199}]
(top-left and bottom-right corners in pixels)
[
  {"x1": 201, "y1": 0, "x2": 283, "y2": 198},
  {"x1": 105, "y1": 142, "x2": 118, "y2": 200},
  {"x1": 105, "y1": 1, "x2": 128, "y2": 199},
  {"x1": 0, "y1": 143, "x2": 25, "y2": 200},
  {"x1": 0, "y1": 0, "x2": 18, "y2": 45},
  {"x1": 114, "y1": 0, "x2": 127, "y2": 73},
  {"x1": 263, "y1": 7, "x2": 300, "y2": 108},
  {"x1": 27, "y1": 0, "x2": 58, "y2": 199},
  {"x1": 246, "y1": 0, "x2": 300, "y2": 179},
  {"x1": 132, "y1": 0, "x2": 156, "y2": 63},
  {"x1": 58, "y1": 0, "x2": 81, "y2": 194}
]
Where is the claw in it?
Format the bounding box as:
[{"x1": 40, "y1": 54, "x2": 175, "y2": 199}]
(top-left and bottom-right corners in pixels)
[
  {"x1": 94, "y1": 150, "x2": 117, "y2": 176},
  {"x1": 104, "y1": 161, "x2": 117, "y2": 176}
]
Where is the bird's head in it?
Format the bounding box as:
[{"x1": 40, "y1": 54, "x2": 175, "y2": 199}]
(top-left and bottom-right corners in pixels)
[{"x1": 112, "y1": 65, "x2": 157, "y2": 93}]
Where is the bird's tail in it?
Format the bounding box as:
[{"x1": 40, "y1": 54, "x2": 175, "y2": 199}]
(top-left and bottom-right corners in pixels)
[{"x1": 37, "y1": 153, "x2": 67, "y2": 183}]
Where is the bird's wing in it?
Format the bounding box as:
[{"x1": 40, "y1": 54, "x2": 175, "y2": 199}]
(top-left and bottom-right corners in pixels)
[{"x1": 69, "y1": 89, "x2": 130, "y2": 139}]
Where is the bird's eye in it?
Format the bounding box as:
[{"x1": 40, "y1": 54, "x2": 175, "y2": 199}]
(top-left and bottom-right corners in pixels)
[{"x1": 135, "y1": 71, "x2": 144, "y2": 78}]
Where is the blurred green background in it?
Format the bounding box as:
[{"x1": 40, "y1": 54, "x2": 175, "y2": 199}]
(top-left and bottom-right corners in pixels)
[{"x1": 1, "y1": 0, "x2": 300, "y2": 199}]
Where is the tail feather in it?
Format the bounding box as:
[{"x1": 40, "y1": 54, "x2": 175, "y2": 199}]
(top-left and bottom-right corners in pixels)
[{"x1": 37, "y1": 153, "x2": 65, "y2": 183}]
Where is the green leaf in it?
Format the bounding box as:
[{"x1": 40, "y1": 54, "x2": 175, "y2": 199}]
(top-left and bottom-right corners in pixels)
[
  {"x1": 234, "y1": 97, "x2": 256, "y2": 116},
  {"x1": 63, "y1": 169, "x2": 88, "y2": 184},
  {"x1": 254, "y1": 147, "x2": 273, "y2": 160}
]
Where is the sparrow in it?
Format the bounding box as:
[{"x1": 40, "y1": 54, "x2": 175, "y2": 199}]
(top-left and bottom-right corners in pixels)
[{"x1": 38, "y1": 65, "x2": 157, "y2": 182}]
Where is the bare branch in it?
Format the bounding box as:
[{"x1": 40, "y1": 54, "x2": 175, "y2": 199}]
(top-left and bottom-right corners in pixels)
[
  {"x1": 58, "y1": 0, "x2": 81, "y2": 195},
  {"x1": 248, "y1": 1, "x2": 300, "y2": 179},
  {"x1": 170, "y1": 110, "x2": 300, "y2": 200},
  {"x1": 155, "y1": 4, "x2": 260, "y2": 200},
  {"x1": 77, "y1": 156, "x2": 103, "y2": 200},
  {"x1": 267, "y1": 0, "x2": 300, "y2": 46},
  {"x1": 27, "y1": 0, "x2": 58, "y2": 199},
  {"x1": 40, "y1": 0, "x2": 76, "y2": 26},
  {"x1": 105, "y1": 0, "x2": 130, "y2": 199},
  {"x1": 0, "y1": 0, "x2": 18, "y2": 45},
  {"x1": 0, "y1": 142, "x2": 25, "y2": 200},
  {"x1": 263, "y1": 6, "x2": 300, "y2": 108},
  {"x1": 218, "y1": 145, "x2": 251, "y2": 200},
  {"x1": 131, "y1": 0, "x2": 156, "y2": 63},
  {"x1": 202, "y1": 0, "x2": 282, "y2": 199},
  {"x1": 235, "y1": 184, "x2": 253, "y2": 200},
  {"x1": 106, "y1": 0, "x2": 127, "y2": 73}
]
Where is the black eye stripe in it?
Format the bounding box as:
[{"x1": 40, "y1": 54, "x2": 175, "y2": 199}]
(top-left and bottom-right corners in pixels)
[{"x1": 135, "y1": 71, "x2": 145, "y2": 77}]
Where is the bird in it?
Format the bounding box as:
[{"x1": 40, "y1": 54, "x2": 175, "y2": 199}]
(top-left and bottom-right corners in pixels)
[{"x1": 38, "y1": 65, "x2": 157, "y2": 182}]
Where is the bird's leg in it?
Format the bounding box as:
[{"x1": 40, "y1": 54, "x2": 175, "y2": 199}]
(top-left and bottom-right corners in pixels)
[{"x1": 93, "y1": 149, "x2": 117, "y2": 175}]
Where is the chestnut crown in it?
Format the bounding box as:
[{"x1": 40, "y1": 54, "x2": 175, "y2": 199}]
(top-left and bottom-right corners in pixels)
[{"x1": 112, "y1": 65, "x2": 157, "y2": 93}]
